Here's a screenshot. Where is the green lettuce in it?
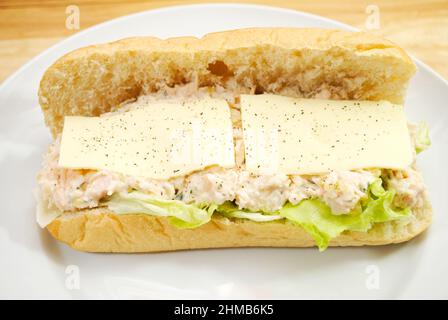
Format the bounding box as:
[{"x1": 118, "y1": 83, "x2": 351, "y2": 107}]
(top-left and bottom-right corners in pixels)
[
  {"x1": 106, "y1": 191, "x2": 217, "y2": 229},
  {"x1": 105, "y1": 180, "x2": 410, "y2": 251},
  {"x1": 415, "y1": 122, "x2": 431, "y2": 154},
  {"x1": 217, "y1": 202, "x2": 284, "y2": 222},
  {"x1": 278, "y1": 179, "x2": 410, "y2": 251}
]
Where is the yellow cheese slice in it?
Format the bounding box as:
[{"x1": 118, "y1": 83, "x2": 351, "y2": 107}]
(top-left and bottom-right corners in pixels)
[
  {"x1": 59, "y1": 98, "x2": 235, "y2": 179},
  {"x1": 240, "y1": 94, "x2": 413, "y2": 175}
]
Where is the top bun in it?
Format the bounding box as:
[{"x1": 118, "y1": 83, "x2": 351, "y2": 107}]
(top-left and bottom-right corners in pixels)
[{"x1": 38, "y1": 28, "x2": 416, "y2": 137}]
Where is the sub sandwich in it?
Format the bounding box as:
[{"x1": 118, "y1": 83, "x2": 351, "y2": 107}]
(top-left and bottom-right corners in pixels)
[{"x1": 36, "y1": 28, "x2": 432, "y2": 252}]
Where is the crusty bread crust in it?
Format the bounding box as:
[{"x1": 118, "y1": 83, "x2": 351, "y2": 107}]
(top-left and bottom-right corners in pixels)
[
  {"x1": 46, "y1": 197, "x2": 431, "y2": 253},
  {"x1": 39, "y1": 28, "x2": 416, "y2": 137}
]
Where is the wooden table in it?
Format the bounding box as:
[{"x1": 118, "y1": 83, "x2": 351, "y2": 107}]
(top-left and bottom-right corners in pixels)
[{"x1": 1, "y1": 0, "x2": 447, "y2": 83}]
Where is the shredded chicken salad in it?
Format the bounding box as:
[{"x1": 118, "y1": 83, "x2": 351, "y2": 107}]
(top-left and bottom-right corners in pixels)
[{"x1": 37, "y1": 90, "x2": 428, "y2": 216}]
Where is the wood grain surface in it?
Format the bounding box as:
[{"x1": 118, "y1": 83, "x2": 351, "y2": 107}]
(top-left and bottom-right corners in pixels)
[{"x1": 0, "y1": 0, "x2": 447, "y2": 83}]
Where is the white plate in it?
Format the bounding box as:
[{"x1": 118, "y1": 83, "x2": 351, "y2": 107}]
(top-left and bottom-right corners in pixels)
[{"x1": 1, "y1": 3, "x2": 447, "y2": 300}]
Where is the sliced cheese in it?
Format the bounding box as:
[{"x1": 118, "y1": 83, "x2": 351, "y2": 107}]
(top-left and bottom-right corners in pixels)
[
  {"x1": 59, "y1": 98, "x2": 235, "y2": 179},
  {"x1": 240, "y1": 94, "x2": 413, "y2": 175}
]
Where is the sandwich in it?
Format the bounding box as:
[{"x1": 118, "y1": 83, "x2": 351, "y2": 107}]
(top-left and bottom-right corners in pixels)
[{"x1": 36, "y1": 28, "x2": 432, "y2": 252}]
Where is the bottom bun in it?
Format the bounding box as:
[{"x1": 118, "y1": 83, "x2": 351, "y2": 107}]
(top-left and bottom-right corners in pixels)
[{"x1": 46, "y1": 199, "x2": 432, "y2": 253}]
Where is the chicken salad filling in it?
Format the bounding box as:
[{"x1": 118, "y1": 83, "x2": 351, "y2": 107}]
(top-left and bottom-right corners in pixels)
[{"x1": 37, "y1": 89, "x2": 430, "y2": 250}]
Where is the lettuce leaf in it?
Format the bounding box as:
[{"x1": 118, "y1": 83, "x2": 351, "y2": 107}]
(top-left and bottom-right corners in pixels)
[
  {"x1": 415, "y1": 122, "x2": 431, "y2": 154},
  {"x1": 278, "y1": 179, "x2": 410, "y2": 251},
  {"x1": 106, "y1": 191, "x2": 216, "y2": 229},
  {"x1": 217, "y1": 202, "x2": 284, "y2": 222},
  {"x1": 105, "y1": 180, "x2": 409, "y2": 251}
]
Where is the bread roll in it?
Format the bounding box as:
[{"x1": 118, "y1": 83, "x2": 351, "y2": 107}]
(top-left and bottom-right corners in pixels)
[
  {"x1": 38, "y1": 28, "x2": 430, "y2": 252},
  {"x1": 39, "y1": 28, "x2": 416, "y2": 137},
  {"x1": 45, "y1": 200, "x2": 431, "y2": 252}
]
